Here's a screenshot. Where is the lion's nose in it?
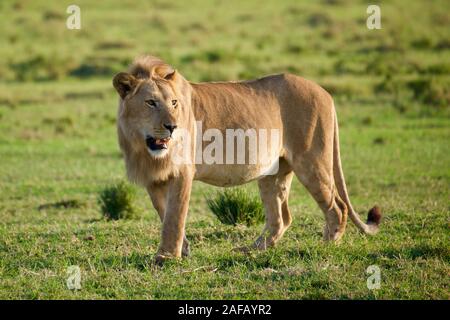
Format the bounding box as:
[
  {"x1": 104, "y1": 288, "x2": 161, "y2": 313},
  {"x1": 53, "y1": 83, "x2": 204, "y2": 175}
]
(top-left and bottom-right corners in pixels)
[{"x1": 164, "y1": 124, "x2": 177, "y2": 134}]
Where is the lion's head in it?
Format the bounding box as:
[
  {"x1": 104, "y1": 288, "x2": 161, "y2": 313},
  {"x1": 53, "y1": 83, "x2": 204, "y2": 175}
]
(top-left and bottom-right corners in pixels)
[
  {"x1": 112, "y1": 56, "x2": 194, "y2": 185},
  {"x1": 113, "y1": 72, "x2": 179, "y2": 158},
  {"x1": 113, "y1": 57, "x2": 192, "y2": 159}
]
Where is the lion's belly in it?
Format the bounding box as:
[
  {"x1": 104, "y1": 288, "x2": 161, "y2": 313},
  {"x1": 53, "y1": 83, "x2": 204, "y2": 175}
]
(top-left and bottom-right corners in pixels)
[
  {"x1": 194, "y1": 160, "x2": 280, "y2": 187},
  {"x1": 191, "y1": 126, "x2": 283, "y2": 186}
]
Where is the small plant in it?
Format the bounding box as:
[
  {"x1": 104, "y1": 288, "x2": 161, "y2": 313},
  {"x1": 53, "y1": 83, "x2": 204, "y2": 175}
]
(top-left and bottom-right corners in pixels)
[
  {"x1": 98, "y1": 181, "x2": 138, "y2": 220},
  {"x1": 206, "y1": 188, "x2": 264, "y2": 227},
  {"x1": 407, "y1": 78, "x2": 449, "y2": 108}
]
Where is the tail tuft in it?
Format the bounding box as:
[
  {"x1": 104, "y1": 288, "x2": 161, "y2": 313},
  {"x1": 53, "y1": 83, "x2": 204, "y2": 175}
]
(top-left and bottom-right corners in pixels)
[{"x1": 367, "y1": 206, "x2": 382, "y2": 226}]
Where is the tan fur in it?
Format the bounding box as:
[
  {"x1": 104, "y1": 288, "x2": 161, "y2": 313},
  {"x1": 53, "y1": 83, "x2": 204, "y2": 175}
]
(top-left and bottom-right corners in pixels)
[{"x1": 113, "y1": 55, "x2": 381, "y2": 263}]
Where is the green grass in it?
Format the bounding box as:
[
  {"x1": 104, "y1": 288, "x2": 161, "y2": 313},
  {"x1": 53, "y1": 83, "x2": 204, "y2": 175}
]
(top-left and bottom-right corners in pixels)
[
  {"x1": 206, "y1": 188, "x2": 264, "y2": 226},
  {"x1": 98, "y1": 181, "x2": 138, "y2": 220},
  {"x1": 0, "y1": 0, "x2": 449, "y2": 299}
]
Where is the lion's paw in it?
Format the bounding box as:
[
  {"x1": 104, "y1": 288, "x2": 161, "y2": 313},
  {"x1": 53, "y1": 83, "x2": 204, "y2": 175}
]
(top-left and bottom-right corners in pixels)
[{"x1": 153, "y1": 253, "x2": 176, "y2": 266}]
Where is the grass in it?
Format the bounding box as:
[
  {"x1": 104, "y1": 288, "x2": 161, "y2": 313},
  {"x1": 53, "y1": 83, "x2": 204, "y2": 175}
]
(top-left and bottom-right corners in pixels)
[
  {"x1": 98, "y1": 181, "x2": 138, "y2": 220},
  {"x1": 0, "y1": 0, "x2": 449, "y2": 299},
  {"x1": 206, "y1": 188, "x2": 264, "y2": 226}
]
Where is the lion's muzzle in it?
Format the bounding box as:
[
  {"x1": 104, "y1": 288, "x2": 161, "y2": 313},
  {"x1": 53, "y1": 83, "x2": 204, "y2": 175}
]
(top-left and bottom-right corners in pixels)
[{"x1": 146, "y1": 135, "x2": 171, "y2": 150}]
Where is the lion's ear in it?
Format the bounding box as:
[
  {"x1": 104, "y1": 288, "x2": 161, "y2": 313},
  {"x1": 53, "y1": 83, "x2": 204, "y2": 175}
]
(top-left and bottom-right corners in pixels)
[
  {"x1": 113, "y1": 72, "x2": 138, "y2": 99},
  {"x1": 154, "y1": 65, "x2": 177, "y2": 81},
  {"x1": 164, "y1": 69, "x2": 177, "y2": 81}
]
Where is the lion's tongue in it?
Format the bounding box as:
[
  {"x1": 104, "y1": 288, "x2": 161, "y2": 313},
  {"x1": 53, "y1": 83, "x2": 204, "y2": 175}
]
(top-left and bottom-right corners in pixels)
[{"x1": 155, "y1": 138, "x2": 169, "y2": 148}]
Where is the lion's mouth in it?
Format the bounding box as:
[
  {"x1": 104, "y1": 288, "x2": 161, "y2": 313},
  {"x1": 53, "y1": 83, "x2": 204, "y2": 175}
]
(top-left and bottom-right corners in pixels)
[{"x1": 146, "y1": 136, "x2": 171, "y2": 151}]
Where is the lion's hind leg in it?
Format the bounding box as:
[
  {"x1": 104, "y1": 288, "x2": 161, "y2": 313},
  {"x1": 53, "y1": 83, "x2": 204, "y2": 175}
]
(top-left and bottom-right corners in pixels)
[
  {"x1": 252, "y1": 159, "x2": 294, "y2": 250},
  {"x1": 292, "y1": 158, "x2": 347, "y2": 242}
]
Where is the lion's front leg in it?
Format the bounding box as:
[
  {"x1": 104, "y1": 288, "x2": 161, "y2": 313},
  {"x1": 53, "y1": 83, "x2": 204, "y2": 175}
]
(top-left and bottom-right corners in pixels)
[
  {"x1": 146, "y1": 182, "x2": 190, "y2": 257},
  {"x1": 154, "y1": 171, "x2": 193, "y2": 264}
]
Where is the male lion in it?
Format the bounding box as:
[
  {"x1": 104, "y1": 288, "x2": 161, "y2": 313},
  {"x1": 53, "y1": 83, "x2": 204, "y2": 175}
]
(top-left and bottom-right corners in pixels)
[{"x1": 113, "y1": 55, "x2": 381, "y2": 263}]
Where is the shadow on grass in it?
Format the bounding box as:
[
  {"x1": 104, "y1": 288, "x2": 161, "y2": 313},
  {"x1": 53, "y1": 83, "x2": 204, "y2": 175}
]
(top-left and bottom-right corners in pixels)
[
  {"x1": 99, "y1": 253, "x2": 155, "y2": 271},
  {"x1": 378, "y1": 244, "x2": 449, "y2": 260},
  {"x1": 83, "y1": 218, "x2": 104, "y2": 223},
  {"x1": 37, "y1": 199, "x2": 83, "y2": 210},
  {"x1": 215, "y1": 249, "x2": 290, "y2": 271},
  {"x1": 188, "y1": 227, "x2": 253, "y2": 242}
]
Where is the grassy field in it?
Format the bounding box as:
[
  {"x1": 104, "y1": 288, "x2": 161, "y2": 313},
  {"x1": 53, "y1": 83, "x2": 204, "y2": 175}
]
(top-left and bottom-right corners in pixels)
[{"x1": 0, "y1": 0, "x2": 449, "y2": 299}]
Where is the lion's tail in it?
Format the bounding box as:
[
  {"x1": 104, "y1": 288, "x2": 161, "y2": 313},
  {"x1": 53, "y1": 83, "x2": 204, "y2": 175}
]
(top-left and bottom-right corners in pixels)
[{"x1": 332, "y1": 105, "x2": 381, "y2": 235}]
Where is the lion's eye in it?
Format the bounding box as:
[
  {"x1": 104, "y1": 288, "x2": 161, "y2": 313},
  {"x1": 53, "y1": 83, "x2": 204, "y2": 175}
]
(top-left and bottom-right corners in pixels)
[
  {"x1": 172, "y1": 100, "x2": 178, "y2": 108},
  {"x1": 145, "y1": 99, "x2": 157, "y2": 108}
]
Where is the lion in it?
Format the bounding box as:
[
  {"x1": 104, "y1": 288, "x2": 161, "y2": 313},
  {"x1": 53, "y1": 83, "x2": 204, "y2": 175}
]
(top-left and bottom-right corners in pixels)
[{"x1": 113, "y1": 55, "x2": 381, "y2": 263}]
